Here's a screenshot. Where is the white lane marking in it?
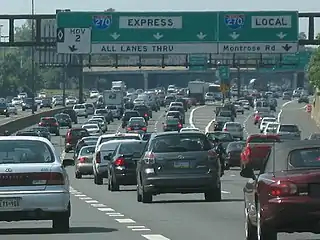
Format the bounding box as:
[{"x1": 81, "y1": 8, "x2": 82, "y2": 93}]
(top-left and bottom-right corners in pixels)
[
  {"x1": 74, "y1": 194, "x2": 86, "y2": 197},
  {"x1": 132, "y1": 228, "x2": 151, "y2": 231},
  {"x1": 108, "y1": 213, "x2": 125, "y2": 217},
  {"x1": 98, "y1": 207, "x2": 115, "y2": 212},
  {"x1": 221, "y1": 190, "x2": 230, "y2": 194},
  {"x1": 142, "y1": 234, "x2": 171, "y2": 240},
  {"x1": 277, "y1": 100, "x2": 295, "y2": 122},
  {"x1": 242, "y1": 112, "x2": 253, "y2": 136},
  {"x1": 85, "y1": 200, "x2": 98, "y2": 203},
  {"x1": 154, "y1": 112, "x2": 164, "y2": 132},
  {"x1": 91, "y1": 203, "x2": 106, "y2": 207},
  {"x1": 115, "y1": 218, "x2": 136, "y2": 223},
  {"x1": 127, "y1": 226, "x2": 147, "y2": 229},
  {"x1": 204, "y1": 119, "x2": 215, "y2": 133},
  {"x1": 79, "y1": 197, "x2": 92, "y2": 200},
  {"x1": 189, "y1": 106, "x2": 205, "y2": 128}
]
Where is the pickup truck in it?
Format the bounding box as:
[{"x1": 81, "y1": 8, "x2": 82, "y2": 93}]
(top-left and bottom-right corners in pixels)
[{"x1": 240, "y1": 134, "x2": 280, "y2": 170}]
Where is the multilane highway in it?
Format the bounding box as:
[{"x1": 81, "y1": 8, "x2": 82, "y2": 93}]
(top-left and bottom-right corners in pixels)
[{"x1": 1, "y1": 100, "x2": 320, "y2": 240}]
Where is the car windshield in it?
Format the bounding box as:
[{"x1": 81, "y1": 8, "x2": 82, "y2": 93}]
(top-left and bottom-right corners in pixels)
[
  {"x1": 227, "y1": 142, "x2": 245, "y2": 151},
  {"x1": 167, "y1": 112, "x2": 180, "y2": 118},
  {"x1": 129, "y1": 120, "x2": 145, "y2": 126},
  {"x1": 101, "y1": 136, "x2": 140, "y2": 144},
  {"x1": 41, "y1": 118, "x2": 56, "y2": 123},
  {"x1": 79, "y1": 146, "x2": 95, "y2": 156},
  {"x1": 219, "y1": 111, "x2": 231, "y2": 117},
  {"x1": 83, "y1": 124, "x2": 98, "y2": 129},
  {"x1": 0, "y1": 140, "x2": 53, "y2": 164},
  {"x1": 207, "y1": 132, "x2": 233, "y2": 141},
  {"x1": 55, "y1": 114, "x2": 69, "y2": 120},
  {"x1": 71, "y1": 129, "x2": 89, "y2": 137},
  {"x1": 289, "y1": 148, "x2": 320, "y2": 168},
  {"x1": 107, "y1": 106, "x2": 117, "y2": 110},
  {"x1": 279, "y1": 125, "x2": 299, "y2": 132},
  {"x1": 151, "y1": 134, "x2": 212, "y2": 153},
  {"x1": 31, "y1": 127, "x2": 49, "y2": 133},
  {"x1": 96, "y1": 110, "x2": 107, "y2": 114},
  {"x1": 74, "y1": 105, "x2": 84, "y2": 109},
  {"x1": 118, "y1": 142, "x2": 146, "y2": 156},
  {"x1": 249, "y1": 137, "x2": 279, "y2": 143},
  {"x1": 309, "y1": 133, "x2": 320, "y2": 140}
]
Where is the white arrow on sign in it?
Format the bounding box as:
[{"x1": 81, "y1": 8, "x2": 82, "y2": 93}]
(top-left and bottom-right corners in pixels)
[
  {"x1": 276, "y1": 32, "x2": 287, "y2": 39},
  {"x1": 110, "y1": 32, "x2": 120, "y2": 40},
  {"x1": 229, "y1": 32, "x2": 240, "y2": 40},
  {"x1": 196, "y1": 32, "x2": 207, "y2": 40},
  {"x1": 153, "y1": 33, "x2": 163, "y2": 40}
]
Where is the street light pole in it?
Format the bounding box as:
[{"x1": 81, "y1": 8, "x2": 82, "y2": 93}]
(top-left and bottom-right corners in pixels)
[{"x1": 31, "y1": 0, "x2": 35, "y2": 114}]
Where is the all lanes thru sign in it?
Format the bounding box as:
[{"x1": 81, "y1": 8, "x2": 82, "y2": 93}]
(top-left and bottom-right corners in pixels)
[
  {"x1": 57, "y1": 12, "x2": 218, "y2": 54},
  {"x1": 218, "y1": 11, "x2": 298, "y2": 54}
]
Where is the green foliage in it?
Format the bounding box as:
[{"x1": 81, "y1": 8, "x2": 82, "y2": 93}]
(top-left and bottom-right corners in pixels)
[
  {"x1": 0, "y1": 20, "x2": 62, "y2": 96},
  {"x1": 307, "y1": 33, "x2": 320, "y2": 89}
]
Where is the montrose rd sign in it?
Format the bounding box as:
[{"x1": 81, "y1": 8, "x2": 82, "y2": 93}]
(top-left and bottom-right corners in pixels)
[
  {"x1": 56, "y1": 11, "x2": 218, "y2": 54},
  {"x1": 56, "y1": 11, "x2": 298, "y2": 54}
]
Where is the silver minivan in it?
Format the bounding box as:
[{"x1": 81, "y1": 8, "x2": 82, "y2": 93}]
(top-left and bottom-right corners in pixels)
[{"x1": 223, "y1": 122, "x2": 244, "y2": 140}]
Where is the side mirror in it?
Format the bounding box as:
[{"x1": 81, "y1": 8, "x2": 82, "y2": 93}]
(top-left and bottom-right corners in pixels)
[
  {"x1": 240, "y1": 167, "x2": 255, "y2": 179},
  {"x1": 62, "y1": 158, "x2": 74, "y2": 167}
]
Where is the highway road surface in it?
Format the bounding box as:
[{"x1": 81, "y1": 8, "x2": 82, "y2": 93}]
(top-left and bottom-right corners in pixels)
[{"x1": 1, "y1": 100, "x2": 320, "y2": 240}]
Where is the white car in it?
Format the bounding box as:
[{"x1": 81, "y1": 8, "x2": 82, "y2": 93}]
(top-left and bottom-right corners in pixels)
[
  {"x1": 65, "y1": 97, "x2": 78, "y2": 105},
  {"x1": 133, "y1": 99, "x2": 145, "y2": 105},
  {"x1": 7, "y1": 103, "x2": 18, "y2": 115},
  {"x1": 82, "y1": 123, "x2": 101, "y2": 135},
  {"x1": 93, "y1": 139, "x2": 137, "y2": 185},
  {"x1": 11, "y1": 97, "x2": 23, "y2": 105},
  {"x1": 205, "y1": 92, "x2": 215, "y2": 101},
  {"x1": 90, "y1": 90, "x2": 99, "y2": 98},
  {"x1": 234, "y1": 103, "x2": 244, "y2": 114},
  {"x1": 34, "y1": 97, "x2": 42, "y2": 105},
  {"x1": 95, "y1": 132, "x2": 142, "y2": 151},
  {"x1": 223, "y1": 122, "x2": 244, "y2": 140},
  {"x1": 38, "y1": 92, "x2": 46, "y2": 98},
  {"x1": 0, "y1": 136, "x2": 73, "y2": 232},
  {"x1": 73, "y1": 104, "x2": 88, "y2": 118},
  {"x1": 239, "y1": 100, "x2": 250, "y2": 110},
  {"x1": 179, "y1": 127, "x2": 200, "y2": 132},
  {"x1": 263, "y1": 122, "x2": 280, "y2": 135},
  {"x1": 259, "y1": 117, "x2": 277, "y2": 133}
]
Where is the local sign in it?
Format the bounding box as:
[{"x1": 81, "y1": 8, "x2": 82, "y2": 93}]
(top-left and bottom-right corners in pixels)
[{"x1": 56, "y1": 11, "x2": 298, "y2": 54}]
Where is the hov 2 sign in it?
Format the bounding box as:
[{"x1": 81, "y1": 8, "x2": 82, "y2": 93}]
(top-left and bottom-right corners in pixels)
[{"x1": 57, "y1": 28, "x2": 91, "y2": 54}]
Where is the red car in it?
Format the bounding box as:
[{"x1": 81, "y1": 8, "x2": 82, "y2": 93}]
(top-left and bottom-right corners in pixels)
[{"x1": 241, "y1": 140, "x2": 320, "y2": 240}]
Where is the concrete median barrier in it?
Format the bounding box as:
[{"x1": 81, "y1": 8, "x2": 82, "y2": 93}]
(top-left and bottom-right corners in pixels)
[{"x1": 0, "y1": 107, "x2": 72, "y2": 135}]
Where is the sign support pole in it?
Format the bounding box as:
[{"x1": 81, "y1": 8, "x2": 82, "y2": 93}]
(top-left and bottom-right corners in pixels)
[{"x1": 237, "y1": 65, "x2": 241, "y2": 100}]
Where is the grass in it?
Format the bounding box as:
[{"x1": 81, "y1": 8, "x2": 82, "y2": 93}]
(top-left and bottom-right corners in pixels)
[{"x1": 40, "y1": 89, "x2": 80, "y2": 97}]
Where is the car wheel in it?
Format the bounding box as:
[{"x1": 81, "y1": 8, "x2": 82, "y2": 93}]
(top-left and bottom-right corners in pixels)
[
  {"x1": 75, "y1": 171, "x2": 82, "y2": 179},
  {"x1": 245, "y1": 202, "x2": 257, "y2": 240},
  {"x1": 109, "y1": 175, "x2": 119, "y2": 191},
  {"x1": 137, "y1": 185, "x2": 142, "y2": 202},
  {"x1": 56, "y1": 131, "x2": 60, "y2": 136},
  {"x1": 204, "y1": 185, "x2": 221, "y2": 202},
  {"x1": 85, "y1": 115, "x2": 88, "y2": 118},
  {"x1": 52, "y1": 209, "x2": 70, "y2": 233},
  {"x1": 65, "y1": 148, "x2": 69, "y2": 153},
  {"x1": 141, "y1": 186, "x2": 152, "y2": 203},
  {"x1": 94, "y1": 174, "x2": 103, "y2": 185},
  {"x1": 257, "y1": 202, "x2": 277, "y2": 240}
]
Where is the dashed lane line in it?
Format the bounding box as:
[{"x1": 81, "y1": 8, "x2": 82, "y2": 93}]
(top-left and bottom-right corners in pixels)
[{"x1": 69, "y1": 187, "x2": 168, "y2": 238}]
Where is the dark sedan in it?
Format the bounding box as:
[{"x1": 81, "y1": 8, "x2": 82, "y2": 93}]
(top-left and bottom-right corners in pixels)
[
  {"x1": 241, "y1": 140, "x2": 320, "y2": 240},
  {"x1": 55, "y1": 113, "x2": 72, "y2": 128},
  {"x1": 107, "y1": 140, "x2": 146, "y2": 191},
  {"x1": 30, "y1": 127, "x2": 51, "y2": 141},
  {"x1": 126, "y1": 117, "x2": 147, "y2": 133},
  {"x1": 225, "y1": 141, "x2": 245, "y2": 169},
  {"x1": 206, "y1": 131, "x2": 234, "y2": 149}
]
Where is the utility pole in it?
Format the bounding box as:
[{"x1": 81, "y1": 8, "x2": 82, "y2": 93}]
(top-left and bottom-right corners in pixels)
[{"x1": 31, "y1": 0, "x2": 35, "y2": 114}]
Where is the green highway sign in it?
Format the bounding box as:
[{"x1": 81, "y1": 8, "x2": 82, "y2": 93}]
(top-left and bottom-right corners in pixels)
[
  {"x1": 218, "y1": 11, "x2": 299, "y2": 54},
  {"x1": 56, "y1": 11, "x2": 218, "y2": 54},
  {"x1": 56, "y1": 11, "x2": 299, "y2": 55},
  {"x1": 188, "y1": 54, "x2": 208, "y2": 71},
  {"x1": 217, "y1": 66, "x2": 230, "y2": 80}
]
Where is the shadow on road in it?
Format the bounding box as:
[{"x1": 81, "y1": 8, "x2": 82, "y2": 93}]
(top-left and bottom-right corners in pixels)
[{"x1": 0, "y1": 226, "x2": 118, "y2": 235}]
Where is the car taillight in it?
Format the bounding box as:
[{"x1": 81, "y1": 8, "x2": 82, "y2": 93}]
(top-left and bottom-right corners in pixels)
[
  {"x1": 255, "y1": 115, "x2": 260, "y2": 120},
  {"x1": 143, "y1": 152, "x2": 155, "y2": 164},
  {"x1": 223, "y1": 128, "x2": 228, "y2": 131},
  {"x1": 178, "y1": 123, "x2": 182, "y2": 128},
  {"x1": 95, "y1": 151, "x2": 101, "y2": 163},
  {"x1": 53, "y1": 122, "x2": 59, "y2": 126},
  {"x1": 79, "y1": 157, "x2": 87, "y2": 163},
  {"x1": 144, "y1": 113, "x2": 148, "y2": 117},
  {"x1": 46, "y1": 172, "x2": 65, "y2": 185},
  {"x1": 38, "y1": 122, "x2": 44, "y2": 126},
  {"x1": 114, "y1": 157, "x2": 125, "y2": 166},
  {"x1": 208, "y1": 150, "x2": 217, "y2": 159},
  {"x1": 66, "y1": 131, "x2": 72, "y2": 143},
  {"x1": 269, "y1": 181, "x2": 297, "y2": 197},
  {"x1": 127, "y1": 127, "x2": 132, "y2": 131},
  {"x1": 142, "y1": 127, "x2": 147, "y2": 131}
]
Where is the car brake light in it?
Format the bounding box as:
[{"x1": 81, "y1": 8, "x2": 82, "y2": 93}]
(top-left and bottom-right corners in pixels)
[
  {"x1": 142, "y1": 127, "x2": 147, "y2": 131},
  {"x1": 38, "y1": 122, "x2": 44, "y2": 126},
  {"x1": 269, "y1": 181, "x2": 297, "y2": 197},
  {"x1": 127, "y1": 127, "x2": 132, "y2": 131},
  {"x1": 46, "y1": 172, "x2": 65, "y2": 185},
  {"x1": 144, "y1": 113, "x2": 148, "y2": 117},
  {"x1": 114, "y1": 157, "x2": 125, "y2": 166},
  {"x1": 223, "y1": 128, "x2": 228, "y2": 131},
  {"x1": 143, "y1": 152, "x2": 155, "y2": 164},
  {"x1": 66, "y1": 131, "x2": 72, "y2": 143},
  {"x1": 79, "y1": 157, "x2": 87, "y2": 163},
  {"x1": 53, "y1": 122, "x2": 59, "y2": 126},
  {"x1": 95, "y1": 151, "x2": 101, "y2": 163},
  {"x1": 178, "y1": 123, "x2": 182, "y2": 128},
  {"x1": 208, "y1": 150, "x2": 217, "y2": 158}
]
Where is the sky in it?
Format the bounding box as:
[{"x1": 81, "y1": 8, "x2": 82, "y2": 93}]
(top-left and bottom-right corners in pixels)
[{"x1": 0, "y1": 0, "x2": 319, "y2": 39}]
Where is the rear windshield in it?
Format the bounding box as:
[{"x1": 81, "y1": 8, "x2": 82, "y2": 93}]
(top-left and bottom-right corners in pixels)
[
  {"x1": 0, "y1": 140, "x2": 53, "y2": 164},
  {"x1": 71, "y1": 129, "x2": 89, "y2": 137},
  {"x1": 83, "y1": 124, "x2": 99, "y2": 129},
  {"x1": 166, "y1": 118, "x2": 179, "y2": 124},
  {"x1": 227, "y1": 142, "x2": 245, "y2": 151},
  {"x1": 249, "y1": 136, "x2": 279, "y2": 143},
  {"x1": 56, "y1": 114, "x2": 69, "y2": 120},
  {"x1": 31, "y1": 127, "x2": 49, "y2": 133},
  {"x1": 107, "y1": 106, "x2": 117, "y2": 109},
  {"x1": 41, "y1": 118, "x2": 56, "y2": 123},
  {"x1": 125, "y1": 112, "x2": 140, "y2": 117},
  {"x1": 101, "y1": 136, "x2": 140, "y2": 144},
  {"x1": 134, "y1": 106, "x2": 147, "y2": 110},
  {"x1": 289, "y1": 148, "x2": 320, "y2": 168},
  {"x1": 129, "y1": 120, "x2": 146, "y2": 126},
  {"x1": 79, "y1": 146, "x2": 95, "y2": 156},
  {"x1": 167, "y1": 112, "x2": 180, "y2": 117},
  {"x1": 279, "y1": 125, "x2": 299, "y2": 132},
  {"x1": 219, "y1": 111, "x2": 231, "y2": 117},
  {"x1": 207, "y1": 132, "x2": 233, "y2": 141},
  {"x1": 151, "y1": 134, "x2": 212, "y2": 153},
  {"x1": 16, "y1": 132, "x2": 39, "y2": 136},
  {"x1": 118, "y1": 142, "x2": 146, "y2": 155},
  {"x1": 74, "y1": 105, "x2": 85, "y2": 109},
  {"x1": 95, "y1": 109, "x2": 107, "y2": 114}
]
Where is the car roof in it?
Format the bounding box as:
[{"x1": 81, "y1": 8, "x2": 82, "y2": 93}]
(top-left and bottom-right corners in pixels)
[{"x1": 98, "y1": 139, "x2": 142, "y2": 150}]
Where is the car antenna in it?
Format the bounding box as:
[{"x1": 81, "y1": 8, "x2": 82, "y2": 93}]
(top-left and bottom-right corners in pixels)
[{"x1": 272, "y1": 140, "x2": 276, "y2": 177}]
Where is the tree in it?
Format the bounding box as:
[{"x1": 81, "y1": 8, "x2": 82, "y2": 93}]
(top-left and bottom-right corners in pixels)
[
  {"x1": 299, "y1": 32, "x2": 307, "y2": 40},
  {"x1": 308, "y1": 46, "x2": 320, "y2": 89}
]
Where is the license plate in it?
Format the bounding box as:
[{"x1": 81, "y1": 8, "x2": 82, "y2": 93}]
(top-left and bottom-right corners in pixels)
[
  {"x1": 133, "y1": 127, "x2": 139, "y2": 130},
  {"x1": 174, "y1": 161, "x2": 190, "y2": 168},
  {"x1": 0, "y1": 198, "x2": 20, "y2": 209}
]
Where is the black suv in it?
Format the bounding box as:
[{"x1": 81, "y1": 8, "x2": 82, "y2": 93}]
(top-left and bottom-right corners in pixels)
[
  {"x1": 136, "y1": 132, "x2": 221, "y2": 203},
  {"x1": 0, "y1": 102, "x2": 9, "y2": 117},
  {"x1": 22, "y1": 98, "x2": 37, "y2": 111},
  {"x1": 60, "y1": 109, "x2": 78, "y2": 124},
  {"x1": 55, "y1": 113, "x2": 72, "y2": 128},
  {"x1": 122, "y1": 110, "x2": 140, "y2": 128},
  {"x1": 38, "y1": 117, "x2": 60, "y2": 136},
  {"x1": 133, "y1": 105, "x2": 152, "y2": 121}
]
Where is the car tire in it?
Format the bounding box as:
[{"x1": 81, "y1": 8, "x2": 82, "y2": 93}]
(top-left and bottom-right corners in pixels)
[
  {"x1": 257, "y1": 202, "x2": 277, "y2": 240},
  {"x1": 65, "y1": 148, "x2": 69, "y2": 153},
  {"x1": 141, "y1": 186, "x2": 152, "y2": 203},
  {"x1": 242, "y1": 111, "x2": 244, "y2": 114},
  {"x1": 85, "y1": 115, "x2": 88, "y2": 118},
  {"x1": 137, "y1": 185, "x2": 142, "y2": 202},
  {"x1": 204, "y1": 186, "x2": 221, "y2": 202},
  {"x1": 56, "y1": 131, "x2": 60, "y2": 136},
  {"x1": 52, "y1": 209, "x2": 70, "y2": 233},
  {"x1": 94, "y1": 174, "x2": 103, "y2": 185},
  {"x1": 108, "y1": 176, "x2": 119, "y2": 191},
  {"x1": 245, "y1": 203, "x2": 257, "y2": 240},
  {"x1": 75, "y1": 172, "x2": 82, "y2": 179}
]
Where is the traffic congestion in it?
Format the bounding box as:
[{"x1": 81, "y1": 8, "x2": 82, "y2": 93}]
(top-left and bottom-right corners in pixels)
[{"x1": 0, "y1": 81, "x2": 318, "y2": 240}]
